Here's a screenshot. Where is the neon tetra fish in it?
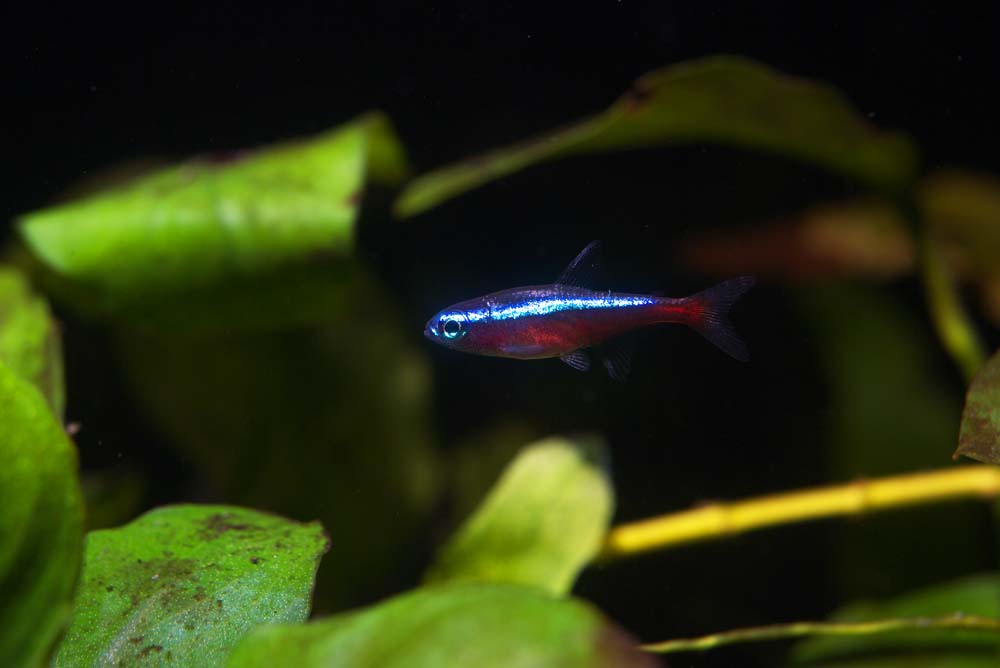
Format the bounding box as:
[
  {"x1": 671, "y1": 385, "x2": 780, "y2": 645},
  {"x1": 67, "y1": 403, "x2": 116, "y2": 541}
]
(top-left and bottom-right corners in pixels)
[{"x1": 424, "y1": 241, "x2": 753, "y2": 379}]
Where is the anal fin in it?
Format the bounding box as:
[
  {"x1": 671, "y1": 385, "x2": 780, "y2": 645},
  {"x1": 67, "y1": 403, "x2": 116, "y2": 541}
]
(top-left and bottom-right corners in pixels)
[{"x1": 601, "y1": 338, "x2": 635, "y2": 382}]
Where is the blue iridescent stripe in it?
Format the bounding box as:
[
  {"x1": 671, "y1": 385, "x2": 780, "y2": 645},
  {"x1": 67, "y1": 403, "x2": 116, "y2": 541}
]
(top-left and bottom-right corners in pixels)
[{"x1": 489, "y1": 294, "x2": 657, "y2": 321}]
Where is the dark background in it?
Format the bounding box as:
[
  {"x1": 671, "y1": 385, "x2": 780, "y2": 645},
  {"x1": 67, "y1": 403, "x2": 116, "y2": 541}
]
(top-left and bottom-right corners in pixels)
[{"x1": 6, "y1": 3, "x2": 1000, "y2": 666}]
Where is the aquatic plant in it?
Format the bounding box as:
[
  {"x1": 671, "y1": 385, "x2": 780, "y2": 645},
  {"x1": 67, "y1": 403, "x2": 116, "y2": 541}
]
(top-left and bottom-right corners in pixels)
[{"x1": 3, "y1": 56, "x2": 999, "y2": 667}]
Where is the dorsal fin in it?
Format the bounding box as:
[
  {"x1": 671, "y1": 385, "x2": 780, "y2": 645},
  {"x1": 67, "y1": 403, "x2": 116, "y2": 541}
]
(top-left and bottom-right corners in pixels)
[{"x1": 556, "y1": 241, "x2": 602, "y2": 288}]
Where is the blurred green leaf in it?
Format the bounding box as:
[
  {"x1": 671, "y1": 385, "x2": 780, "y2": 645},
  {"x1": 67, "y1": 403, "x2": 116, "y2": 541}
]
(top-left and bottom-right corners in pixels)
[
  {"x1": 447, "y1": 419, "x2": 542, "y2": 521},
  {"x1": 790, "y1": 574, "x2": 1000, "y2": 666},
  {"x1": 644, "y1": 616, "x2": 999, "y2": 656},
  {"x1": 0, "y1": 360, "x2": 82, "y2": 667},
  {"x1": 53, "y1": 504, "x2": 328, "y2": 668},
  {"x1": 796, "y1": 285, "x2": 980, "y2": 600},
  {"x1": 116, "y1": 267, "x2": 440, "y2": 609},
  {"x1": 425, "y1": 436, "x2": 612, "y2": 595},
  {"x1": 795, "y1": 657, "x2": 999, "y2": 667},
  {"x1": 922, "y1": 171, "x2": 1000, "y2": 274},
  {"x1": 396, "y1": 55, "x2": 917, "y2": 217},
  {"x1": 799, "y1": 285, "x2": 961, "y2": 475},
  {"x1": 918, "y1": 227, "x2": 986, "y2": 382},
  {"x1": 642, "y1": 575, "x2": 1000, "y2": 666},
  {"x1": 955, "y1": 348, "x2": 1000, "y2": 463},
  {"x1": 18, "y1": 112, "x2": 407, "y2": 324},
  {"x1": 228, "y1": 583, "x2": 658, "y2": 668},
  {"x1": 0, "y1": 266, "x2": 64, "y2": 417},
  {"x1": 80, "y1": 468, "x2": 146, "y2": 531}
]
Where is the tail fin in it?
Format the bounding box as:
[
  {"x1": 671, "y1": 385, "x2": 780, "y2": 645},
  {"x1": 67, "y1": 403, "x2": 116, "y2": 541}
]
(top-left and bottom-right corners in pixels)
[{"x1": 686, "y1": 276, "x2": 755, "y2": 361}]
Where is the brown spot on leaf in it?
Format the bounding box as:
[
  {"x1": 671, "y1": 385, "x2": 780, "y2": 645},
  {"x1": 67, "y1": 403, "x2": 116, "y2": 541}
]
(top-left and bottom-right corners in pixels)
[
  {"x1": 129, "y1": 636, "x2": 144, "y2": 644},
  {"x1": 199, "y1": 513, "x2": 259, "y2": 539},
  {"x1": 345, "y1": 189, "x2": 362, "y2": 207},
  {"x1": 139, "y1": 644, "x2": 164, "y2": 658},
  {"x1": 622, "y1": 78, "x2": 654, "y2": 114}
]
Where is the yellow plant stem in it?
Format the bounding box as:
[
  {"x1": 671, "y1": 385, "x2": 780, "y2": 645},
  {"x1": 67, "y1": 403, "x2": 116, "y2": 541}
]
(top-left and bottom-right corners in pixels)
[
  {"x1": 642, "y1": 615, "x2": 1000, "y2": 654},
  {"x1": 601, "y1": 466, "x2": 1000, "y2": 560}
]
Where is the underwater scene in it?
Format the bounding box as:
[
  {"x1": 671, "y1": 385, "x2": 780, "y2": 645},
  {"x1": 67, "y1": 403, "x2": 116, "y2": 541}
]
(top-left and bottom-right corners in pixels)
[{"x1": 4, "y1": 4, "x2": 1000, "y2": 667}]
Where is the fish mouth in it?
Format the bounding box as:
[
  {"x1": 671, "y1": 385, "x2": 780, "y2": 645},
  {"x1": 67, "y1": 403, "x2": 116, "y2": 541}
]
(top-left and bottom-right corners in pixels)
[{"x1": 424, "y1": 320, "x2": 438, "y2": 340}]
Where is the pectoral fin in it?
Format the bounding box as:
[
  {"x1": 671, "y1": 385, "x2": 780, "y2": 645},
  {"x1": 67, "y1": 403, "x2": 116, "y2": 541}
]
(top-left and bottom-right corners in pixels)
[{"x1": 560, "y1": 349, "x2": 591, "y2": 372}]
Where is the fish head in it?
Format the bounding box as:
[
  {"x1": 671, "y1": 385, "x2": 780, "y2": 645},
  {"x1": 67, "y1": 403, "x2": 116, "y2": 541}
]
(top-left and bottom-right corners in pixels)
[{"x1": 424, "y1": 300, "x2": 488, "y2": 353}]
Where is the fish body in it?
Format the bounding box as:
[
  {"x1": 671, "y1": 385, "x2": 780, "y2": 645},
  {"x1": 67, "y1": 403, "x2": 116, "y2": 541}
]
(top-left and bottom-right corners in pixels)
[{"x1": 424, "y1": 242, "x2": 753, "y2": 378}]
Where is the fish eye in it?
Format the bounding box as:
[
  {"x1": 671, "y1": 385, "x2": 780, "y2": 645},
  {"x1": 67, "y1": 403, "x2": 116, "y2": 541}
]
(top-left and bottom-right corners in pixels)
[{"x1": 441, "y1": 318, "x2": 464, "y2": 339}]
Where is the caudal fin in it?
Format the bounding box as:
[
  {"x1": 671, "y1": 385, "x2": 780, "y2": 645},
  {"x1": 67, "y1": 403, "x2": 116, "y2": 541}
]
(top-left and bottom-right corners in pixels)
[{"x1": 686, "y1": 276, "x2": 755, "y2": 361}]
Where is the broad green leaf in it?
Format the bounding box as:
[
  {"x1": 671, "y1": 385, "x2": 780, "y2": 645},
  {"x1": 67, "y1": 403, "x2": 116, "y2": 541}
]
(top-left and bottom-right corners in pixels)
[
  {"x1": 53, "y1": 504, "x2": 328, "y2": 668},
  {"x1": 955, "y1": 348, "x2": 1000, "y2": 464},
  {"x1": 18, "y1": 112, "x2": 407, "y2": 322},
  {"x1": 425, "y1": 436, "x2": 612, "y2": 595},
  {"x1": 116, "y1": 268, "x2": 440, "y2": 609},
  {"x1": 227, "y1": 583, "x2": 658, "y2": 668},
  {"x1": 0, "y1": 266, "x2": 64, "y2": 417},
  {"x1": 790, "y1": 574, "x2": 1000, "y2": 666},
  {"x1": 0, "y1": 360, "x2": 83, "y2": 667},
  {"x1": 395, "y1": 55, "x2": 917, "y2": 217}
]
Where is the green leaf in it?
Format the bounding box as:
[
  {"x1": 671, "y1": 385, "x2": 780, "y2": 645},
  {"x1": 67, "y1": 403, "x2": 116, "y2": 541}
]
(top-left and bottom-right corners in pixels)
[
  {"x1": 18, "y1": 112, "x2": 407, "y2": 322},
  {"x1": 797, "y1": 285, "x2": 985, "y2": 604},
  {"x1": 921, "y1": 170, "x2": 1000, "y2": 275},
  {"x1": 796, "y1": 657, "x2": 999, "y2": 668},
  {"x1": 53, "y1": 504, "x2": 329, "y2": 668},
  {"x1": 115, "y1": 267, "x2": 440, "y2": 609},
  {"x1": 798, "y1": 285, "x2": 962, "y2": 477},
  {"x1": 396, "y1": 55, "x2": 917, "y2": 217},
  {"x1": 446, "y1": 419, "x2": 542, "y2": 521},
  {"x1": 425, "y1": 436, "x2": 612, "y2": 595},
  {"x1": 918, "y1": 227, "x2": 987, "y2": 382},
  {"x1": 643, "y1": 615, "x2": 999, "y2": 656},
  {"x1": 0, "y1": 266, "x2": 65, "y2": 417},
  {"x1": 0, "y1": 360, "x2": 83, "y2": 667},
  {"x1": 955, "y1": 347, "x2": 1000, "y2": 464},
  {"x1": 227, "y1": 583, "x2": 658, "y2": 668},
  {"x1": 638, "y1": 576, "x2": 999, "y2": 667},
  {"x1": 790, "y1": 574, "x2": 1000, "y2": 666}
]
